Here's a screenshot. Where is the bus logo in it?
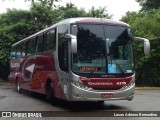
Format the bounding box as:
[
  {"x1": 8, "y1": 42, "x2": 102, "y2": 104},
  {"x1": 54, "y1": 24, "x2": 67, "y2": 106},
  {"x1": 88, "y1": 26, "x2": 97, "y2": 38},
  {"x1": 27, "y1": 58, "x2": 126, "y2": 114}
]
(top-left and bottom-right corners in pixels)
[
  {"x1": 25, "y1": 64, "x2": 35, "y2": 73},
  {"x1": 88, "y1": 82, "x2": 113, "y2": 86}
]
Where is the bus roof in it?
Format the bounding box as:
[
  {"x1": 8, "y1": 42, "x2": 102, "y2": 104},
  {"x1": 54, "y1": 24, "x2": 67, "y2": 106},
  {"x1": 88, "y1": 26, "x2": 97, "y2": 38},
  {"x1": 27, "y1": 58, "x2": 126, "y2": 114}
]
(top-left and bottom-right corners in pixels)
[
  {"x1": 56, "y1": 17, "x2": 129, "y2": 27},
  {"x1": 12, "y1": 17, "x2": 129, "y2": 47}
]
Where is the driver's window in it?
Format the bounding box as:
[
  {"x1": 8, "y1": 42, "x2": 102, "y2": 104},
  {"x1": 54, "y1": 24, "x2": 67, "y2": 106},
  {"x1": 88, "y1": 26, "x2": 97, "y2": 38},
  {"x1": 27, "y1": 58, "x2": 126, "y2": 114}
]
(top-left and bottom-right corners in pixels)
[
  {"x1": 58, "y1": 24, "x2": 68, "y2": 72},
  {"x1": 58, "y1": 41, "x2": 68, "y2": 72}
]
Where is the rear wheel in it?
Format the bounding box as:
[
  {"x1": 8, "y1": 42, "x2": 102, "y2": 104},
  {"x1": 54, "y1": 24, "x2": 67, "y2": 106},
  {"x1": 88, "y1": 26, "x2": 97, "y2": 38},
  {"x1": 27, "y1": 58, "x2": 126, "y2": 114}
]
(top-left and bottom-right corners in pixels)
[{"x1": 46, "y1": 82, "x2": 56, "y2": 104}]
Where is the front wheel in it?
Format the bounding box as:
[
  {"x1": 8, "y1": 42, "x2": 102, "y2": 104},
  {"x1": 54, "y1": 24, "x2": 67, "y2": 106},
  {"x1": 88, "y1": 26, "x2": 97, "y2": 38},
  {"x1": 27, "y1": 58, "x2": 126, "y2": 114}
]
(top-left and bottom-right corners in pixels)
[{"x1": 97, "y1": 101, "x2": 104, "y2": 104}]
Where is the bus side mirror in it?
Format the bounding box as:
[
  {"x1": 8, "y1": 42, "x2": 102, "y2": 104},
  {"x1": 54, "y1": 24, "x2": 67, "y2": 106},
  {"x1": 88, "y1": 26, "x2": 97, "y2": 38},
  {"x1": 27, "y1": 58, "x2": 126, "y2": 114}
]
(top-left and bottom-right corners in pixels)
[
  {"x1": 64, "y1": 34, "x2": 77, "y2": 53},
  {"x1": 133, "y1": 37, "x2": 150, "y2": 55}
]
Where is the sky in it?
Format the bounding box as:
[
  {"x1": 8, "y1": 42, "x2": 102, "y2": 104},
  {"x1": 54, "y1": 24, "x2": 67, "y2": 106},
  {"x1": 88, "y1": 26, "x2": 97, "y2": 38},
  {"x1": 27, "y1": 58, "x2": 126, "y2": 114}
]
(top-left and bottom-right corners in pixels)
[{"x1": 0, "y1": 0, "x2": 141, "y2": 20}]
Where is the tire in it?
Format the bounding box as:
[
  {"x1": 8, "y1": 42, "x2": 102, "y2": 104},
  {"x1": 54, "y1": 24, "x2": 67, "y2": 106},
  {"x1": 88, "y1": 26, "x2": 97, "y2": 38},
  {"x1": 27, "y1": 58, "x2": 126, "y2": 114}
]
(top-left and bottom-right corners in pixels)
[
  {"x1": 97, "y1": 101, "x2": 104, "y2": 104},
  {"x1": 16, "y1": 79, "x2": 21, "y2": 93},
  {"x1": 46, "y1": 82, "x2": 56, "y2": 104}
]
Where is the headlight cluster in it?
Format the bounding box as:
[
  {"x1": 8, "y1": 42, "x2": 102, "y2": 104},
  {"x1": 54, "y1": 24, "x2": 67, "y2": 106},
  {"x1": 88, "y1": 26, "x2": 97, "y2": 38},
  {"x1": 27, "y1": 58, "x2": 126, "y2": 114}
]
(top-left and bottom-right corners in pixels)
[
  {"x1": 72, "y1": 81, "x2": 91, "y2": 90},
  {"x1": 121, "y1": 81, "x2": 135, "y2": 90}
]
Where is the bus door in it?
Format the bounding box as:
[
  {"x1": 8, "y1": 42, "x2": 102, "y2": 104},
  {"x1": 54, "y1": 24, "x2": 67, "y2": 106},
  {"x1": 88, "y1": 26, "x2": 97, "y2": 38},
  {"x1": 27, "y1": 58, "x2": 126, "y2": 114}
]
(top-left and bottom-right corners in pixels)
[{"x1": 57, "y1": 39, "x2": 70, "y2": 99}]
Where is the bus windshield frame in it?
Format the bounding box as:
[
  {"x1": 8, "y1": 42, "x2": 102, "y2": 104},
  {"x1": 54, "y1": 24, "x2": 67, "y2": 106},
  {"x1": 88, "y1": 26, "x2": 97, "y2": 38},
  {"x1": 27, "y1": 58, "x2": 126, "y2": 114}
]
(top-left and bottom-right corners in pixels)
[{"x1": 71, "y1": 24, "x2": 134, "y2": 77}]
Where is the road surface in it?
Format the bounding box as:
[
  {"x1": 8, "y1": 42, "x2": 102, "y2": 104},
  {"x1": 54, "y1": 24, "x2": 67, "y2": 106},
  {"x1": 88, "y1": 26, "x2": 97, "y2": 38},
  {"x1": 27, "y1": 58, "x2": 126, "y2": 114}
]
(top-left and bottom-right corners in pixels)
[{"x1": 0, "y1": 82, "x2": 160, "y2": 120}]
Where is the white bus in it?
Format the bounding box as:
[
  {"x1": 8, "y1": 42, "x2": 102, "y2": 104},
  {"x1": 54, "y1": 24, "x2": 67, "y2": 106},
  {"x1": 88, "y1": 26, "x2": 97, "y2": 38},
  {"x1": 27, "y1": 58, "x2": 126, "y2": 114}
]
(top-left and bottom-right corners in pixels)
[{"x1": 9, "y1": 17, "x2": 150, "y2": 103}]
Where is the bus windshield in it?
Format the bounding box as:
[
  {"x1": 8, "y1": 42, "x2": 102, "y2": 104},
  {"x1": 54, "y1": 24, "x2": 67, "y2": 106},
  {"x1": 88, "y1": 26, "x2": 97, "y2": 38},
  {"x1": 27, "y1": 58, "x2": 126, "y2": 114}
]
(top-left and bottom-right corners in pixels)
[{"x1": 71, "y1": 24, "x2": 134, "y2": 75}]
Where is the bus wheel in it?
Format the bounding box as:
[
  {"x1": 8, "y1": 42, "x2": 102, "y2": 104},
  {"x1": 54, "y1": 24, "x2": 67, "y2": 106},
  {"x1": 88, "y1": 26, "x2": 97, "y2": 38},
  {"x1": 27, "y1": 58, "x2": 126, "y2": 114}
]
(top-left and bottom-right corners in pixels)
[
  {"x1": 97, "y1": 101, "x2": 104, "y2": 104},
  {"x1": 46, "y1": 82, "x2": 55, "y2": 104},
  {"x1": 16, "y1": 79, "x2": 21, "y2": 93}
]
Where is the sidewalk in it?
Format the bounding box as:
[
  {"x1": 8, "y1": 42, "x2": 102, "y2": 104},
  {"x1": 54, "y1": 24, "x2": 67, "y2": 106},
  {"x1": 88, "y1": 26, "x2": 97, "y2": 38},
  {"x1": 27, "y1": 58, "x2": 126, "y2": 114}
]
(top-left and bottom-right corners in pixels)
[{"x1": 135, "y1": 87, "x2": 160, "y2": 90}]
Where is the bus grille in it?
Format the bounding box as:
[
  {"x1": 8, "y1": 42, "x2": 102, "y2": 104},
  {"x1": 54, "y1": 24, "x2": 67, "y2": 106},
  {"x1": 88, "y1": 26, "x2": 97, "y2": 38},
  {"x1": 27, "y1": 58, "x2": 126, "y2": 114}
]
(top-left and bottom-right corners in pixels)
[{"x1": 93, "y1": 87, "x2": 122, "y2": 90}]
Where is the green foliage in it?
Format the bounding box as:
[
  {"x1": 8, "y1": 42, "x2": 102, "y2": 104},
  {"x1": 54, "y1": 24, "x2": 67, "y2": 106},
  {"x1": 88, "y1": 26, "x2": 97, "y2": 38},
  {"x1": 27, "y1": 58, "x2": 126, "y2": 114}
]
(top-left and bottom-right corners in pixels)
[
  {"x1": 121, "y1": 9, "x2": 160, "y2": 86},
  {"x1": 30, "y1": 2, "x2": 55, "y2": 29},
  {"x1": 53, "y1": 3, "x2": 88, "y2": 21},
  {"x1": 0, "y1": 9, "x2": 32, "y2": 63},
  {"x1": 0, "y1": 1, "x2": 111, "y2": 80},
  {"x1": 52, "y1": 3, "x2": 111, "y2": 22},
  {"x1": 0, "y1": 9, "x2": 33, "y2": 79},
  {"x1": 88, "y1": 6, "x2": 112, "y2": 18},
  {"x1": 136, "y1": 38, "x2": 160, "y2": 86},
  {"x1": 122, "y1": 10, "x2": 160, "y2": 39},
  {"x1": 136, "y1": 0, "x2": 160, "y2": 11}
]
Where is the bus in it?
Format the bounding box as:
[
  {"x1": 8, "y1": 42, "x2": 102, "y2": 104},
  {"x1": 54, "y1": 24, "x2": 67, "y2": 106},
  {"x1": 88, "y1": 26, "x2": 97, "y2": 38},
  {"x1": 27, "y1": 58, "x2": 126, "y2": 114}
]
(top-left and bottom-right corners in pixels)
[{"x1": 9, "y1": 17, "x2": 150, "y2": 103}]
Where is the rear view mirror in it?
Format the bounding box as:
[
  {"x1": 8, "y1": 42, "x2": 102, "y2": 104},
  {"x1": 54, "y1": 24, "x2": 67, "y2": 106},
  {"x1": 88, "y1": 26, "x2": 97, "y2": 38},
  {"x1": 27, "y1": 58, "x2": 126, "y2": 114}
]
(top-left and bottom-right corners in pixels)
[
  {"x1": 64, "y1": 34, "x2": 77, "y2": 53},
  {"x1": 133, "y1": 37, "x2": 150, "y2": 55}
]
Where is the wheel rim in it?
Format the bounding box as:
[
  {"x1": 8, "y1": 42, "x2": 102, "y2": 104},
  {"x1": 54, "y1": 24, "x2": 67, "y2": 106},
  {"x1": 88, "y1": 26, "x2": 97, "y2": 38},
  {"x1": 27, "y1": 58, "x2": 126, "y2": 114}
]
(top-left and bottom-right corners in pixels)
[
  {"x1": 17, "y1": 81, "x2": 20, "y2": 92},
  {"x1": 17, "y1": 82, "x2": 20, "y2": 91}
]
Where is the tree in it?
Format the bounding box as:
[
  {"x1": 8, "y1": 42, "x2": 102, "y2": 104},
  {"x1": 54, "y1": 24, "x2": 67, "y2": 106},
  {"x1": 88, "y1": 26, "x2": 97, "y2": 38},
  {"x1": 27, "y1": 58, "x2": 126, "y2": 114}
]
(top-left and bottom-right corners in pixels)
[
  {"x1": 30, "y1": 2, "x2": 56, "y2": 30},
  {"x1": 28, "y1": 0, "x2": 60, "y2": 8},
  {"x1": 88, "y1": 6, "x2": 112, "y2": 18},
  {"x1": 0, "y1": 1, "x2": 112, "y2": 80},
  {"x1": 2, "y1": 0, "x2": 59, "y2": 8},
  {"x1": 0, "y1": 9, "x2": 32, "y2": 79},
  {"x1": 52, "y1": 3, "x2": 112, "y2": 22},
  {"x1": 121, "y1": 10, "x2": 160, "y2": 86},
  {"x1": 53, "y1": 3, "x2": 88, "y2": 21},
  {"x1": 136, "y1": 0, "x2": 160, "y2": 11}
]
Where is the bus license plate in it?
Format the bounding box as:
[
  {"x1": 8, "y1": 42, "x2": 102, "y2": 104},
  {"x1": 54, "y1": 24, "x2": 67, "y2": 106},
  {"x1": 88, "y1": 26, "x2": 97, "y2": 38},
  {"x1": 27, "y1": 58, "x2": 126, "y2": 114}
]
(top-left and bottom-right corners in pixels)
[{"x1": 101, "y1": 93, "x2": 113, "y2": 98}]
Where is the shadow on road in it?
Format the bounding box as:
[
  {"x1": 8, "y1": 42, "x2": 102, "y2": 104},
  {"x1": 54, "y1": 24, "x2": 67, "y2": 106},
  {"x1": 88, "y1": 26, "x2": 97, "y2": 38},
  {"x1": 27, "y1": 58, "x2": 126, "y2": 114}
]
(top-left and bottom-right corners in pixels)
[
  {"x1": 54, "y1": 101, "x2": 128, "y2": 112},
  {"x1": 19, "y1": 89, "x2": 129, "y2": 112},
  {"x1": 1, "y1": 83, "x2": 130, "y2": 112}
]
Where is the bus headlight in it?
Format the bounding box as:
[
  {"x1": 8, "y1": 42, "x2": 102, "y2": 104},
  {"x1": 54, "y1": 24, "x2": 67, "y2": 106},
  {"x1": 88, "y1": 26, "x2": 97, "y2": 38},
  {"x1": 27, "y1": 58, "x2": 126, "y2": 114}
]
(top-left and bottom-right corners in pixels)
[
  {"x1": 120, "y1": 81, "x2": 135, "y2": 90},
  {"x1": 71, "y1": 81, "x2": 91, "y2": 90}
]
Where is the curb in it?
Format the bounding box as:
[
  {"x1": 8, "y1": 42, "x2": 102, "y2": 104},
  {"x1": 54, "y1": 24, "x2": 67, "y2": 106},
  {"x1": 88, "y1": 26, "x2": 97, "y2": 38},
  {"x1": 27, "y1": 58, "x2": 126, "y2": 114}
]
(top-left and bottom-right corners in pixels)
[{"x1": 135, "y1": 87, "x2": 160, "y2": 90}]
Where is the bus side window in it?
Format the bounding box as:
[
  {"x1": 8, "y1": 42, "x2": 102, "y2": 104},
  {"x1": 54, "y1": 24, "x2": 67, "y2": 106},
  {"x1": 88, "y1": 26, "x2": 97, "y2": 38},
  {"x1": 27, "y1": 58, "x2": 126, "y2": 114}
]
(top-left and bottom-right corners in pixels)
[
  {"x1": 45, "y1": 29, "x2": 56, "y2": 51},
  {"x1": 58, "y1": 24, "x2": 68, "y2": 72},
  {"x1": 36, "y1": 35, "x2": 44, "y2": 53},
  {"x1": 58, "y1": 41, "x2": 68, "y2": 72},
  {"x1": 27, "y1": 38, "x2": 35, "y2": 55},
  {"x1": 22, "y1": 42, "x2": 26, "y2": 57},
  {"x1": 16, "y1": 44, "x2": 22, "y2": 58},
  {"x1": 11, "y1": 46, "x2": 17, "y2": 59}
]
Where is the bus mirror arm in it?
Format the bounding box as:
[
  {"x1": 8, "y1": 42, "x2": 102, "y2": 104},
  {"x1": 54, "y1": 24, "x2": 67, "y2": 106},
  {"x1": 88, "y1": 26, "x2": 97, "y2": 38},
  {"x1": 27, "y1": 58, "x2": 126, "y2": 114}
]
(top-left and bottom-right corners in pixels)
[
  {"x1": 64, "y1": 34, "x2": 77, "y2": 53},
  {"x1": 133, "y1": 37, "x2": 150, "y2": 55}
]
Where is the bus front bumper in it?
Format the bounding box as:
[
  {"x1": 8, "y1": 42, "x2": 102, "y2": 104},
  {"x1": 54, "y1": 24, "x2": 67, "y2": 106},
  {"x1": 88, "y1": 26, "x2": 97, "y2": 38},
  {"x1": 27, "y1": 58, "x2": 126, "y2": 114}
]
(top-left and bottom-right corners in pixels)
[{"x1": 70, "y1": 83, "x2": 135, "y2": 101}]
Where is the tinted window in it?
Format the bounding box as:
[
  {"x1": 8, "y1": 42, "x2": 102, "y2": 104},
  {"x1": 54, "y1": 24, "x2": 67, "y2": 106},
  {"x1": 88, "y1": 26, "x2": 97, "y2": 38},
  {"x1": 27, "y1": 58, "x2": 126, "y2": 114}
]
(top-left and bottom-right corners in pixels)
[
  {"x1": 71, "y1": 24, "x2": 106, "y2": 74},
  {"x1": 71, "y1": 24, "x2": 134, "y2": 74},
  {"x1": 27, "y1": 38, "x2": 35, "y2": 55},
  {"x1": 37, "y1": 35, "x2": 44, "y2": 53},
  {"x1": 45, "y1": 29, "x2": 56, "y2": 51},
  {"x1": 58, "y1": 25, "x2": 68, "y2": 72},
  {"x1": 105, "y1": 26, "x2": 131, "y2": 59},
  {"x1": 16, "y1": 44, "x2": 22, "y2": 58},
  {"x1": 58, "y1": 25, "x2": 68, "y2": 45},
  {"x1": 11, "y1": 46, "x2": 17, "y2": 59},
  {"x1": 21, "y1": 42, "x2": 26, "y2": 57},
  {"x1": 58, "y1": 41, "x2": 68, "y2": 72}
]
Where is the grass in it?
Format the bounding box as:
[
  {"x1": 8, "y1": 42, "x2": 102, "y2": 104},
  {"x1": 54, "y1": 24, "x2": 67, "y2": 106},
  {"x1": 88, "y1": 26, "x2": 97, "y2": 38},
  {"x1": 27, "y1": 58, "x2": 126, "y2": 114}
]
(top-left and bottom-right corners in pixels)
[{"x1": 0, "y1": 79, "x2": 6, "y2": 85}]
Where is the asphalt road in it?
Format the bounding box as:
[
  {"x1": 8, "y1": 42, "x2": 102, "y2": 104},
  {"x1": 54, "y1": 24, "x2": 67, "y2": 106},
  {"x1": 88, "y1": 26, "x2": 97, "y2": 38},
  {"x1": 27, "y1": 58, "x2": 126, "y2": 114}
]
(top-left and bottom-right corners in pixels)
[{"x1": 0, "y1": 82, "x2": 160, "y2": 120}]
